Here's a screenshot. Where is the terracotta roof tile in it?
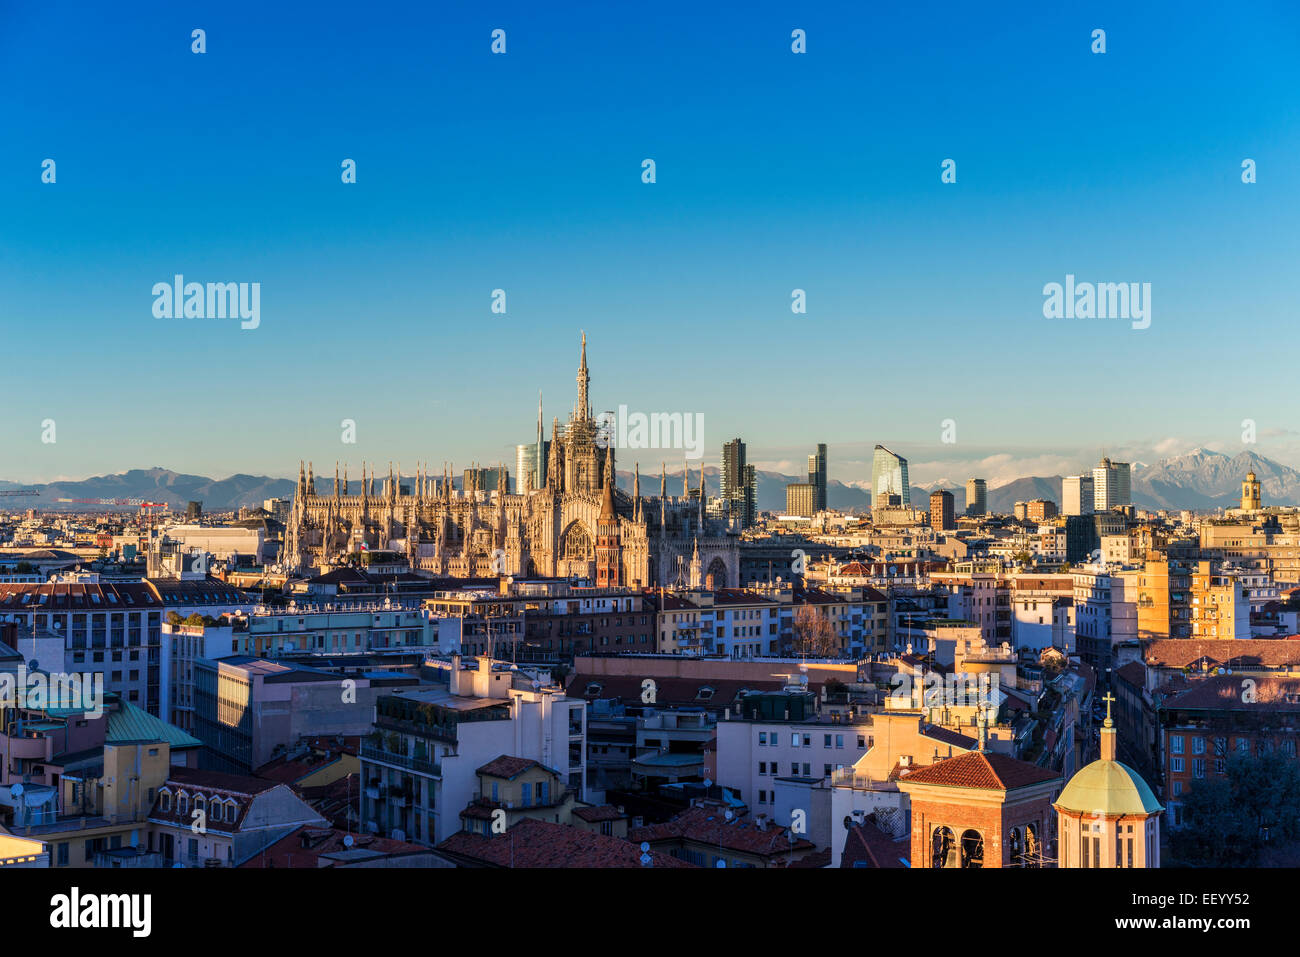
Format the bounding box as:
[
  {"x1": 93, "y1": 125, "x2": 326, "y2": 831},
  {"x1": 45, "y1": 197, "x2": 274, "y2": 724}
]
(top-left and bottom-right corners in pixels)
[
  {"x1": 895, "y1": 751, "x2": 1059, "y2": 791},
  {"x1": 437, "y1": 817, "x2": 690, "y2": 868}
]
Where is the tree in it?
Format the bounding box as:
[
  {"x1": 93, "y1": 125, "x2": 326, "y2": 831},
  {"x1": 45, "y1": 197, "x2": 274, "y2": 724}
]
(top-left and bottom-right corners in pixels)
[
  {"x1": 1170, "y1": 751, "x2": 1300, "y2": 867},
  {"x1": 184, "y1": 613, "x2": 206, "y2": 627},
  {"x1": 166, "y1": 611, "x2": 184, "y2": 627},
  {"x1": 792, "y1": 605, "x2": 838, "y2": 658}
]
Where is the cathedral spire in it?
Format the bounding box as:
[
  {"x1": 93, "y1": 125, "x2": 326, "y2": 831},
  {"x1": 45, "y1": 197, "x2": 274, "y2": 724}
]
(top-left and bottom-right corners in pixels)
[
  {"x1": 682, "y1": 456, "x2": 689, "y2": 497},
  {"x1": 334, "y1": 462, "x2": 340, "y2": 499},
  {"x1": 633, "y1": 462, "x2": 641, "y2": 521},
  {"x1": 577, "y1": 331, "x2": 590, "y2": 420},
  {"x1": 343, "y1": 463, "x2": 349, "y2": 497}
]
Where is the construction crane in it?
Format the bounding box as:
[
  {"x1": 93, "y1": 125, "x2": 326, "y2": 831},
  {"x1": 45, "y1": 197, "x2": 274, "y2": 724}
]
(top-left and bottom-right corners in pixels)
[
  {"x1": 56, "y1": 497, "x2": 156, "y2": 506},
  {"x1": 0, "y1": 489, "x2": 40, "y2": 497},
  {"x1": 138, "y1": 501, "x2": 168, "y2": 538}
]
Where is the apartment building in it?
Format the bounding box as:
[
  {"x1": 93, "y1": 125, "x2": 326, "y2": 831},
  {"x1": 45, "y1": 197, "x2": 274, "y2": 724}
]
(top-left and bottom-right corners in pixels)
[
  {"x1": 1159, "y1": 674, "x2": 1300, "y2": 829},
  {"x1": 1072, "y1": 567, "x2": 1138, "y2": 675},
  {"x1": 0, "y1": 692, "x2": 201, "y2": 867},
  {"x1": 360, "y1": 656, "x2": 587, "y2": 846},
  {"x1": 193, "y1": 657, "x2": 408, "y2": 774},
  {"x1": 147, "y1": 767, "x2": 327, "y2": 867},
  {"x1": 1188, "y1": 560, "x2": 1251, "y2": 639}
]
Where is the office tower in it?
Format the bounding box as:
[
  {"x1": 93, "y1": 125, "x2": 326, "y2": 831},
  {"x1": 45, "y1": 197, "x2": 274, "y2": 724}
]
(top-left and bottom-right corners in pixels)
[
  {"x1": 965, "y1": 478, "x2": 987, "y2": 517},
  {"x1": 785, "y1": 483, "x2": 815, "y2": 518},
  {"x1": 721, "y1": 438, "x2": 757, "y2": 526},
  {"x1": 463, "y1": 465, "x2": 509, "y2": 493},
  {"x1": 515, "y1": 442, "x2": 549, "y2": 493},
  {"x1": 742, "y1": 464, "x2": 757, "y2": 527},
  {"x1": 807, "y1": 443, "x2": 827, "y2": 513},
  {"x1": 1092, "y1": 457, "x2": 1132, "y2": 511},
  {"x1": 929, "y1": 490, "x2": 955, "y2": 530},
  {"x1": 1062, "y1": 475, "x2": 1095, "y2": 516},
  {"x1": 871, "y1": 445, "x2": 910, "y2": 510}
]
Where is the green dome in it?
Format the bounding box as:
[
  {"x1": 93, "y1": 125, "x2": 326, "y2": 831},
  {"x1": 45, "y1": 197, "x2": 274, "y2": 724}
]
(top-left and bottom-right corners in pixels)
[{"x1": 1055, "y1": 759, "x2": 1163, "y2": 816}]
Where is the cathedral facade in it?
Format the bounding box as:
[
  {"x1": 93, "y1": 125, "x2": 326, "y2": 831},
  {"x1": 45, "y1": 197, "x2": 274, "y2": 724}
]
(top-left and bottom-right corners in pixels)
[{"x1": 282, "y1": 334, "x2": 740, "y2": 588}]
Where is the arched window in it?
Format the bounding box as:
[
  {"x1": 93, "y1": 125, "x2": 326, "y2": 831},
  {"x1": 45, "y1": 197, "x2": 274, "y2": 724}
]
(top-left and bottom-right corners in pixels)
[
  {"x1": 159, "y1": 789, "x2": 171, "y2": 812},
  {"x1": 1025, "y1": 822, "x2": 1040, "y2": 868},
  {"x1": 1008, "y1": 827, "x2": 1024, "y2": 866},
  {"x1": 960, "y1": 829, "x2": 984, "y2": 869},
  {"x1": 177, "y1": 792, "x2": 188, "y2": 816},
  {"x1": 931, "y1": 826, "x2": 955, "y2": 868}
]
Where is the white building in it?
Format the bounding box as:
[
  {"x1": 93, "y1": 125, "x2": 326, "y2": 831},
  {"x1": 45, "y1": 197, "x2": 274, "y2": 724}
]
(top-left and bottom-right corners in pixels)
[
  {"x1": 1072, "y1": 565, "x2": 1138, "y2": 674},
  {"x1": 1092, "y1": 458, "x2": 1132, "y2": 512},
  {"x1": 360, "y1": 656, "x2": 587, "y2": 846},
  {"x1": 1062, "y1": 475, "x2": 1095, "y2": 516}
]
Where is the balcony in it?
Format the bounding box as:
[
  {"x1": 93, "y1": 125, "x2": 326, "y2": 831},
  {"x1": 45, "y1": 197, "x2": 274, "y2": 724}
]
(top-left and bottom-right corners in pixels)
[
  {"x1": 8, "y1": 735, "x2": 48, "y2": 760},
  {"x1": 361, "y1": 745, "x2": 440, "y2": 777}
]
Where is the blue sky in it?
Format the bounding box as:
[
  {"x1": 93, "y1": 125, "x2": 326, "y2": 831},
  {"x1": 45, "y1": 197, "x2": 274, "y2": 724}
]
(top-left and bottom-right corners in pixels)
[{"x1": 3, "y1": 0, "x2": 1299, "y2": 487}]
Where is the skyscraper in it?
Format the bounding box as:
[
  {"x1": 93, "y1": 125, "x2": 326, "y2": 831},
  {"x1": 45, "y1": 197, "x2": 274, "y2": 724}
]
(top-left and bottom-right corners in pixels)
[
  {"x1": 965, "y1": 478, "x2": 987, "y2": 517},
  {"x1": 929, "y1": 490, "x2": 955, "y2": 530},
  {"x1": 807, "y1": 443, "x2": 827, "y2": 513},
  {"x1": 721, "y1": 438, "x2": 758, "y2": 528},
  {"x1": 785, "y1": 483, "x2": 815, "y2": 518},
  {"x1": 1062, "y1": 475, "x2": 1095, "y2": 516},
  {"x1": 871, "y1": 446, "x2": 909, "y2": 509},
  {"x1": 1092, "y1": 457, "x2": 1132, "y2": 511}
]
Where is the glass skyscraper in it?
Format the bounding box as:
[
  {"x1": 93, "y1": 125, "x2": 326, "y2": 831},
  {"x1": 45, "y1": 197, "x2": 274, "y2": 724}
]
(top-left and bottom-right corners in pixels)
[{"x1": 871, "y1": 445, "x2": 910, "y2": 509}]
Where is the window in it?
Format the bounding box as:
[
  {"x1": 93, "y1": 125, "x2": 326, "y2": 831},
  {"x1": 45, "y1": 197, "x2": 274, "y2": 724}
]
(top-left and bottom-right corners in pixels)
[{"x1": 1170, "y1": 735, "x2": 1184, "y2": 755}]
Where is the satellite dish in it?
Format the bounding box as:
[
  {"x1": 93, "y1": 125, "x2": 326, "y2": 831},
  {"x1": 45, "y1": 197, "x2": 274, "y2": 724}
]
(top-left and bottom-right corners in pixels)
[
  {"x1": 639, "y1": 853, "x2": 651, "y2": 866},
  {"x1": 343, "y1": 834, "x2": 354, "y2": 848},
  {"x1": 639, "y1": 842, "x2": 650, "y2": 853},
  {"x1": 10, "y1": 783, "x2": 24, "y2": 799},
  {"x1": 28, "y1": 659, "x2": 38, "y2": 671},
  {"x1": 724, "y1": 810, "x2": 734, "y2": 821},
  {"x1": 702, "y1": 778, "x2": 713, "y2": 789},
  {"x1": 715, "y1": 859, "x2": 726, "y2": 868}
]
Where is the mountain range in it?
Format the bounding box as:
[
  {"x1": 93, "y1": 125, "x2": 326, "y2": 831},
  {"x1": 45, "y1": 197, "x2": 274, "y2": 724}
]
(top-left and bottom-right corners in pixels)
[{"x1": 3, "y1": 449, "x2": 1295, "y2": 513}]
